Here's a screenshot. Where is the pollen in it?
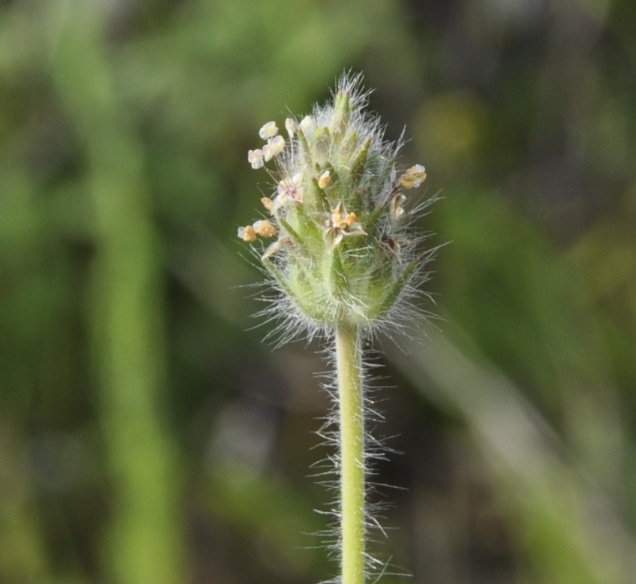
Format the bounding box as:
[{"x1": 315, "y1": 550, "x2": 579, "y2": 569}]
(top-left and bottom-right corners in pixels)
[
  {"x1": 237, "y1": 225, "x2": 257, "y2": 242},
  {"x1": 259, "y1": 121, "x2": 279, "y2": 140},
  {"x1": 261, "y1": 197, "x2": 274, "y2": 212},
  {"x1": 330, "y1": 203, "x2": 359, "y2": 230},
  {"x1": 324, "y1": 203, "x2": 366, "y2": 247},
  {"x1": 318, "y1": 170, "x2": 331, "y2": 189},
  {"x1": 253, "y1": 219, "x2": 277, "y2": 238},
  {"x1": 248, "y1": 149, "x2": 265, "y2": 170},
  {"x1": 399, "y1": 164, "x2": 427, "y2": 189}
]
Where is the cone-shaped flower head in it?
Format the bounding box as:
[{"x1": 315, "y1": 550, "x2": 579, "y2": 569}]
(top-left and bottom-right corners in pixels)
[{"x1": 239, "y1": 74, "x2": 431, "y2": 334}]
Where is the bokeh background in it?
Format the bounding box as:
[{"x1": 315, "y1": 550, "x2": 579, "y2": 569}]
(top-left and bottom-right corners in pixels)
[{"x1": 2, "y1": 1, "x2": 636, "y2": 583}]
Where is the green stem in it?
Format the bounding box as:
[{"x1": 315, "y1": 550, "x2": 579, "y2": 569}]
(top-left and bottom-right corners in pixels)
[{"x1": 335, "y1": 322, "x2": 366, "y2": 584}]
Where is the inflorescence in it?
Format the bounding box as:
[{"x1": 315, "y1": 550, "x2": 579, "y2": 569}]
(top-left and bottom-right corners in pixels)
[{"x1": 238, "y1": 73, "x2": 432, "y2": 337}]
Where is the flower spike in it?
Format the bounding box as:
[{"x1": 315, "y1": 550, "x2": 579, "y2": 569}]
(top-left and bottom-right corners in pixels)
[{"x1": 238, "y1": 73, "x2": 434, "y2": 333}]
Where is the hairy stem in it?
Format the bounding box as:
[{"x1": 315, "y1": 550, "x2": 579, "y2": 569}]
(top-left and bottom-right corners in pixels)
[{"x1": 335, "y1": 322, "x2": 366, "y2": 584}]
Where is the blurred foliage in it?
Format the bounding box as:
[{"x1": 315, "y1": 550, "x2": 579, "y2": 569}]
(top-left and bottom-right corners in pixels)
[{"x1": 1, "y1": 0, "x2": 636, "y2": 583}]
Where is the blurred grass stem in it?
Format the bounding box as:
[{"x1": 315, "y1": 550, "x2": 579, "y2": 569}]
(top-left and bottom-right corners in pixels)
[{"x1": 52, "y1": 5, "x2": 185, "y2": 584}]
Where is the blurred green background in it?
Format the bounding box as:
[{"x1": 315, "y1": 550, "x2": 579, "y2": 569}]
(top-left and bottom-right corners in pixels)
[{"x1": 2, "y1": 1, "x2": 636, "y2": 583}]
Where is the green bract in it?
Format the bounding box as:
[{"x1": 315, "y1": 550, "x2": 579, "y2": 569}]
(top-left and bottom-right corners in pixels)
[{"x1": 239, "y1": 74, "x2": 429, "y2": 332}]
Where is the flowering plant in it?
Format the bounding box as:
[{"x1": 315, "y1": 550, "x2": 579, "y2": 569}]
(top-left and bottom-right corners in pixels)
[{"x1": 238, "y1": 73, "x2": 436, "y2": 584}]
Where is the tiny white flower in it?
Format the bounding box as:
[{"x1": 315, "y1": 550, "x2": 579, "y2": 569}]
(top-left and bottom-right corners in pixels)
[
  {"x1": 259, "y1": 121, "x2": 279, "y2": 140},
  {"x1": 262, "y1": 135, "x2": 285, "y2": 161},
  {"x1": 247, "y1": 149, "x2": 264, "y2": 169},
  {"x1": 299, "y1": 115, "x2": 315, "y2": 133},
  {"x1": 324, "y1": 203, "x2": 366, "y2": 248},
  {"x1": 276, "y1": 172, "x2": 304, "y2": 203}
]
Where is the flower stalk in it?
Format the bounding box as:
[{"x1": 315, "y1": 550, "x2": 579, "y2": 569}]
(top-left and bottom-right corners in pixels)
[
  {"x1": 238, "y1": 73, "x2": 435, "y2": 583},
  {"x1": 335, "y1": 322, "x2": 365, "y2": 584}
]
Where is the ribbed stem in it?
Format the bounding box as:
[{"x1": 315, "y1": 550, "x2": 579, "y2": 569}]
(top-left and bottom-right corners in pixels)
[{"x1": 335, "y1": 322, "x2": 366, "y2": 584}]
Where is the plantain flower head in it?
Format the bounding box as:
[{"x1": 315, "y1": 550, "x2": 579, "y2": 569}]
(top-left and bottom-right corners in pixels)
[{"x1": 239, "y1": 73, "x2": 435, "y2": 337}]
